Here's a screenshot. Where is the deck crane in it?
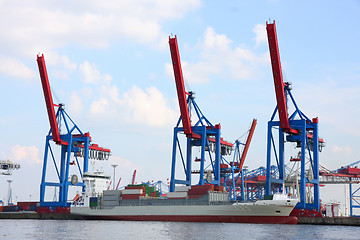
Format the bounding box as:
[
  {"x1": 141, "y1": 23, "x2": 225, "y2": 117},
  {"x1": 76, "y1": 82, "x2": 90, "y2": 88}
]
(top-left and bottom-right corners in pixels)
[
  {"x1": 37, "y1": 54, "x2": 111, "y2": 207},
  {"x1": 168, "y1": 36, "x2": 236, "y2": 193},
  {"x1": 265, "y1": 21, "x2": 324, "y2": 211}
]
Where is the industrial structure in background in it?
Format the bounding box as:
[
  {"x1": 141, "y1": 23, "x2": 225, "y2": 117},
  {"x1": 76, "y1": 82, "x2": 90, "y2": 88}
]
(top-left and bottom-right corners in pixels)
[
  {"x1": 0, "y1": 160, "x2": 20, "y2": 206},
  {"x1": 168, "y1": 36, "x2": 256, "y2": 199},
  {"x1": 320, "y1": 160, "x2": 360, "y2": 216},
  {"x1": 0, "y1": 160, "x2": 20, "y2": 176},
  {"x1": 36, "y1": 54, "x2": 111, "y2": 207},
  {"x1": 264, "y1": 20, "x2": 325, "y2": 212}
]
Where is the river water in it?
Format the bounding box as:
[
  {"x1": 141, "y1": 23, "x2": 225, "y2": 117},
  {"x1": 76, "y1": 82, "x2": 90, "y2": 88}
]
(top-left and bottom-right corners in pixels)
[{"x1": 1, "y1": 219, "x2": 359, "y2": 240}]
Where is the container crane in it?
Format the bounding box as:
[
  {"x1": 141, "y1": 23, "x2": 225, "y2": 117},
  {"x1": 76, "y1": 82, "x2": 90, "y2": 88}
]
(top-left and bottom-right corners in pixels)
[
  {"x1": 168, "y1": 36, "x2": 237, "y2": 193},
  {"x1": 238, "y1": 119, "x2": 257, "y2": 172},
  {"x1": 37, "y1": 54, "x2": 111, "y2": 207},
  {"x1": 265, "y1": 21, "x2": 324, "y2": 211},
  {"x1": 222, "y1": 119, "x2": 257, "y2": 201},
  {"x1": 0, "y1": 160, "x2": 20, "y2": 176},
  {"x1": 131, "y1": 170, "x2": 137, "y2": 185}
]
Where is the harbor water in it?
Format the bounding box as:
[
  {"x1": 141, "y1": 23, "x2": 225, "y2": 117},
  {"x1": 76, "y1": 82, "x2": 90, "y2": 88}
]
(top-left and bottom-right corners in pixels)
[{"x1": 1, "y1": 219, "x2": 360, "y2": 240}]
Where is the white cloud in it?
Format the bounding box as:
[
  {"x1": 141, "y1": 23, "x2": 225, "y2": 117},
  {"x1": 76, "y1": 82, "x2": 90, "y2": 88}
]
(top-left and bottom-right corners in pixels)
[
  {"x1": 332, "y1": 146, "x2": 352, "y2": 155},
  {"x1": 68, "y1": 92, "x2": 83, "y2": 117},
  {"x1": 79, "y1": 61, "x2": 112, "y2": 84},
  {"x1": 0, "y1": 0, "x2": 201, "y2": 81},
  {"x1": 90, "y1": 85, "x2": 177, "y2": 127},
  {"x1": 253, "y1": 24, "x2": 267, "y2": 47},
  {"x1": 11, "y1": 145, "x2": 41, "y2": 164},
  {"x1": 0, "y1": 1, "x2": 201, "y2": 55},
  {"x1": 295, "y1": 79, "x2": 360, "y2": 137},
  {"x1": 166, "y1": 26, "x2": 268, "y2": 84},
  {"x1": 0, "y1": 57, "x2": 36, "y2": 80},
  {"x1": 42, "y1": 52, "x2": 77, "y2": 71},
  {"x1": 203, "y1": 27, "x2": 232, "y2": 50}
]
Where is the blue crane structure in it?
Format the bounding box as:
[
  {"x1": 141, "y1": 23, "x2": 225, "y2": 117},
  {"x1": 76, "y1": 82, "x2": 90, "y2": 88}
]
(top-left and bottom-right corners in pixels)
[
  {"x1": 265, "y1": 21, "x2": 325, "y2": 210},
  {"x1": 228, "y1": 120, "x2": 257, "y2": 201},
  {"x1": 37, "y1": 55, "x2": 111, "y2": 207},
  {"x1": 168, "y1": 35, "x2": 233, "y2": 192},
  {"x1": 331, "y1": 160, "x2": 360, "y2": 216},
  {"x1": 168, "y1": 36, "x2": 256, "y2": 200}
]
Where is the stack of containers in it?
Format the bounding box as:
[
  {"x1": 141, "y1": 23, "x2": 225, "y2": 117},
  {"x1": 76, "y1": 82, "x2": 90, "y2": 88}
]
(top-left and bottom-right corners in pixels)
[
  {"x1": 166, "y1": 185, "x2": 190, "y2": 199},
  {"x1": 122, "y1": 185, "x2": 146, "y2": 200},
  {"x1": 188, "y1": 184, "x2": 214, "y2": 199},
  {"x1": 150, "y1": 191, "x2": 160, "y2": 197},
  {"x1": 2, "y1": 205, "x2": 19, "y2": 212},
  {"x1": 103, "y1": 190, "x2": 121, "y2": 208},
  {"x1": 214, "y1": 185, "x2": 224, "y2": 192},
  {"x1": 17, "y1": 201, "x2": 38, "y2": 211}
]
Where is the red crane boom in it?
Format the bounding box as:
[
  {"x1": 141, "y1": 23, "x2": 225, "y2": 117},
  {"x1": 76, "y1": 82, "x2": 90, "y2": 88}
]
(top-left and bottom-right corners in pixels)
[
  {"x1": 266, "y1": 21, "x2": 297, "y2": 134},
  {"x1": 239, "y1": 119, "x2": 257, "y2": 170},
  {"x1": 168, "y1": 36, "x2": 233, "y2": 147},
  {"x1": 169, "y1": 36, "x2": 193, "y2": 137},
  {"x1": 36, "y1": 54, "x2": 62, "y2": 143},
  {"x1": 131, "y1": 170, "x2": 137, "y2": 185}
]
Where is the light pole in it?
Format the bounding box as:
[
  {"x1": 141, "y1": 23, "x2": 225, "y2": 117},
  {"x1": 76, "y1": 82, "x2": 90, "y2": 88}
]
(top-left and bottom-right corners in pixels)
[
  {"x1": 111, "y1": 165, "x2": 118, "y2": 190},
  {"x1": 7, "y1": 180, "x2": 12, "y2": 205}
]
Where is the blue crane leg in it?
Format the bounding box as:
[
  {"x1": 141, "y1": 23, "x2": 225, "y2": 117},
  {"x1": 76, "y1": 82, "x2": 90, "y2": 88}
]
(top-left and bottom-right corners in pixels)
[{"x1": 170, "y1": 128, "x2": 178, "y2": 192}]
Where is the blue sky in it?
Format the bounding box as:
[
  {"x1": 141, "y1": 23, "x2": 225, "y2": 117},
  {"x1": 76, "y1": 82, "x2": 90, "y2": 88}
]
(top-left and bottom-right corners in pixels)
[{"x1": 0, "y1": 0, "x2": 359, "y2": 206}]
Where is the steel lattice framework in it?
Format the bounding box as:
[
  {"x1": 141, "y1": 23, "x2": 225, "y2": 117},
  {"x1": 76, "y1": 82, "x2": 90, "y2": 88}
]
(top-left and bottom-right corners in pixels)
[
  {"x1": 265, "y1": 21, "x2": 324, "y2": 210},
  {"x1": 168, "y1": 36, "x2": 256, "y2": 200},
  {"x1": 37, "y1": 55, "x2": 110, "y2": 207}
]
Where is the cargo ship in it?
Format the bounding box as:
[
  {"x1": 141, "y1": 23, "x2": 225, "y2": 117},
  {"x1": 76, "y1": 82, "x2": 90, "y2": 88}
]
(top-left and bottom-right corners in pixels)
[{"x1": 71, "y1": 184, "x2": 298, "y2": 224}]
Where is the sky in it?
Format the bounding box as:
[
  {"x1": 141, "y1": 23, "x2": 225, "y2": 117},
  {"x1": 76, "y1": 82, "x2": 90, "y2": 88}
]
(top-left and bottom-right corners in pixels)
[{"x1": 0, "y1": 0, "x2": 359, "y2": 208}]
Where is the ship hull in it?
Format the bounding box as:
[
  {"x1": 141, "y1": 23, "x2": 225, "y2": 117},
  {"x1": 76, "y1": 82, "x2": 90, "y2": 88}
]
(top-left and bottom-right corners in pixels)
[
  {"x1": 77, "y1": 214, "x2": 298, "y2": 224},
  {"x1": 71, "y1": 200, "x2": 298, "y2": 224}
]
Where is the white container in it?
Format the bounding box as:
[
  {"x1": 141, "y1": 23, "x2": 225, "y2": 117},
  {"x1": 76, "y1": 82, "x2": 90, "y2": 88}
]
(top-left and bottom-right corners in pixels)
[
  {"x1": 167, "y1": 191, "x2": 188, "y2": 198},
  {"x1": 122, "y1": 189, "x2": 143, "y2": 195},
  {"x1": 175, "y1": 186, "x2": 191, "y2": 192},
  {"x1": 103, "y1": 190, "x2": 121, "y2": 196}
]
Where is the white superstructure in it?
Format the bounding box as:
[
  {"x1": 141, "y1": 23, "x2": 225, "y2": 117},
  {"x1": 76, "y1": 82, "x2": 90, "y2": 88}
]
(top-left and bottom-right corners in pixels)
[{"x1": 82, "y1": 171, "x2": 111, "y2": 197}]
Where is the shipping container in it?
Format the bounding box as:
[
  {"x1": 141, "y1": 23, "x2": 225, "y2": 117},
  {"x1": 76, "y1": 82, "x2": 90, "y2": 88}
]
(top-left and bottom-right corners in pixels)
[
  {"x1": 103, "y1": 190, "x2": 122, "y2": 196},
  {"x1": 103, "y1": 195, "x2": 120, "y2": 201},
  {"x1": 122, "y1": 189, "x2": 143, "y2": 195},
  {"x1": 188, "y1": 194, "x2": 204, "y2": 199},
  {"x1": 188, "y1": 189, "x2": 209, "y2": 196},
  {"x1": 175, "y1": 186, "x2": 191, "y2": 192},
  {"x1": 214, "y1": 185, "x2": 224, "y2": 192},
  {"x1": 122, "y1": 194, "x2": 141, "y2": 200},
  {"x1": 191, "y1": 184, "x2": 214, "y2": 191},
  {"x1": 167, "y1": 191, "x2": 188, "y2": 199}
]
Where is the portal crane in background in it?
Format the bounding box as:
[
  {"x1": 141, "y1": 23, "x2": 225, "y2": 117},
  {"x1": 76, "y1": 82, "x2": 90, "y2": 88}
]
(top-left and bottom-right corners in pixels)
[
  {"x1": 131, "y1": 170, "x2": 137, "y2": 185},
  {"x1": 231, "y1": 119, "x2": 257, "y2": 200},
  {"x1": 37, "y1": 54, "x2": 111, "y2": 207},
  {"x1": 265, "y1": 21, "x2": 324, "y2": 211},
  {"x1": 0, "y1": 160, "x2": 20, "y2": 176},
  {"x1": 168, "y1": 36, "x2": 254, "y2": 198}
]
